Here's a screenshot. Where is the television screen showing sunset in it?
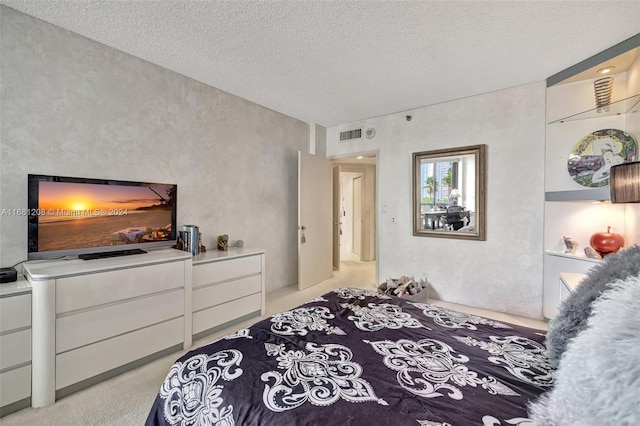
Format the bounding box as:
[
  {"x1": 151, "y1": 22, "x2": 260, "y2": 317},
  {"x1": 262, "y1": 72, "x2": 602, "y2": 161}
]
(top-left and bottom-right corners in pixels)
[{"x1": 36, "y1": 181, "x2": 174, "y2": 251}]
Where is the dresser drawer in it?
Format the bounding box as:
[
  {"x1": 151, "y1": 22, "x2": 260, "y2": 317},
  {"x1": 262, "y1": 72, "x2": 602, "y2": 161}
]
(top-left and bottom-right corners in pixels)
[
  {"x1": 193, "y1": 275, "x2": 261, "y2": 312},
  {"x1": 56, "y1": 289, "x2": 184, "y2": 353},
  {"x1": 193, "y1": 293, "x2": 261, "y2": 335},
  {"x1": 0, "y1": 365, "x2": 31, "y2": 406},
  {"x1": 56, "y1": 262, "x2": 184, "y2": 314},
  {"x1": 193, "y1": 255, "x2": 261, "y2": 288},
  {"x1": 0, "y1": 329, "x2": 31, "y2": 370},
  {"x1": 56, "y1": 317, "x2": 183, "y2": 390},
  {"x1": 0, "y1": 294, "x2": 31, "y2": 333}
]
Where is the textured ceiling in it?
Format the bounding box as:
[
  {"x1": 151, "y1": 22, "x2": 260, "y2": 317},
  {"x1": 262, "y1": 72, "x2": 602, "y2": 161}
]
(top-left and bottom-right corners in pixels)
[{"x1": 2, "y1": 1, "x2": 640, "y2": 127}]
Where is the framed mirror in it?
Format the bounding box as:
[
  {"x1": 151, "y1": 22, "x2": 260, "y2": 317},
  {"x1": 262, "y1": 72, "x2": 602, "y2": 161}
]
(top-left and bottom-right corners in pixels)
[{"x1": 412, "y1": 144, "x2": 486, "y2": 240}]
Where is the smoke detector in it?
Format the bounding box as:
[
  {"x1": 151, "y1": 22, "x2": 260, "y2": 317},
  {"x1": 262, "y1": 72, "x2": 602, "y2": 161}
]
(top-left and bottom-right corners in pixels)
[{"x1": 365, "y1": 128, "x2": 376, "y2": 139}]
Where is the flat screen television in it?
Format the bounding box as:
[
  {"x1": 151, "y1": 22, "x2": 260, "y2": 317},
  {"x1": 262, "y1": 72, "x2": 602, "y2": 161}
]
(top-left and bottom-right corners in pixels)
[{"x1": 27, "y1": 174, "x2": 177, "y2": 259}]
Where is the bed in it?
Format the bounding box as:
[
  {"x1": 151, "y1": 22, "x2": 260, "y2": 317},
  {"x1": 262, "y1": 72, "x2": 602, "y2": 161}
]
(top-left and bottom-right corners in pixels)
[{"x1": 146, "y1": 287, "x2": 554, "y2": 426}]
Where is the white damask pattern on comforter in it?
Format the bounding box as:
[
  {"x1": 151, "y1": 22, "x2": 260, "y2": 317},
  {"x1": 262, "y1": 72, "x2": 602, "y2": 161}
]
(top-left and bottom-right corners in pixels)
[{"x1": 146, "y1": 288, "x2": 553, "y2": 426}]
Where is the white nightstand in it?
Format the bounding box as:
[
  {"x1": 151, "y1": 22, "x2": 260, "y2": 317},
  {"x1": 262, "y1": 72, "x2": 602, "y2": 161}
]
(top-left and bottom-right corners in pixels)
[{"x1": 559, "y1": 272, "x2": 587, "y2": 303}]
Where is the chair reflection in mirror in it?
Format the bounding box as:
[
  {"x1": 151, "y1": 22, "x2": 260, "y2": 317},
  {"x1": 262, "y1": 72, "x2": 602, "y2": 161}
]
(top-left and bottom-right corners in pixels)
[{"x1": 441, "y1": 205, "x2": 466, "y2": 230}]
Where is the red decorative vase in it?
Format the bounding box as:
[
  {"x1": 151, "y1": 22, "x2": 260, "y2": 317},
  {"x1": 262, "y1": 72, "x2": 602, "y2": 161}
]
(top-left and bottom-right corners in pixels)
[{"x1": 590, "y1": 226, "x2": 624, "y2": 255}]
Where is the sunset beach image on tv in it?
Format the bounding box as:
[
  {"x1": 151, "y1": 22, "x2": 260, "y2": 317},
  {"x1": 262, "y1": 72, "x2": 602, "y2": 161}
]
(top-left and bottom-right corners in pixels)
[{"x1": 36, "y1": 180, "x2": 175, "y2": 252}]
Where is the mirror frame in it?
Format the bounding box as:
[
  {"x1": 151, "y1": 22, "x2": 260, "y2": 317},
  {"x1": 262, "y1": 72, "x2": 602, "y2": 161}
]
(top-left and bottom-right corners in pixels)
[{"x1": 412, "y1": 144, "x2": 486, "y2": 240}]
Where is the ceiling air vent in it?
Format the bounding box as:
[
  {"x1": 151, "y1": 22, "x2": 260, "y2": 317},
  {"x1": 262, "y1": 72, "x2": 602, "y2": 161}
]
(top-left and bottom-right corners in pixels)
[{"x1": 339, "y1": 128, "x2": 362, "y2": 142}]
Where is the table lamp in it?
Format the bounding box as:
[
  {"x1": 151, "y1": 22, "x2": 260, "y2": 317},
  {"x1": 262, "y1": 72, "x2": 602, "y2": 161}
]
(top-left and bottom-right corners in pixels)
[
  {"x1": 610, "y1": 161, "x2": 640, "y2": 203},
  {"x1": 449, "y1": 188, "x2": 461, "y2": 206}
]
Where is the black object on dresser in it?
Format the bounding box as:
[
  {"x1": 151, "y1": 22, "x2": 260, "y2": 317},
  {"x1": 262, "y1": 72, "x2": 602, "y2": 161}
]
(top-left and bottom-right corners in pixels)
[{"x1": 0, "y1": 267, "x2": 17, "y2": 283}]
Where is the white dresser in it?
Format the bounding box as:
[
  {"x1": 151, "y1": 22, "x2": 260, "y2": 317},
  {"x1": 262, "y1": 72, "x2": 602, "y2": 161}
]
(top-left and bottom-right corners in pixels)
[
  {"x1": 191, "y1": 248, "x2": 265, "y2": 339},
  {"x1": 8, "y1": 247, "x2": 266, "y2": 411},
  {"x1": 0, "y1": 277, "x2": 32, "y2": 416},
  {"x1": 23, "y1": 249, "x2": 193, "y2": 408}
]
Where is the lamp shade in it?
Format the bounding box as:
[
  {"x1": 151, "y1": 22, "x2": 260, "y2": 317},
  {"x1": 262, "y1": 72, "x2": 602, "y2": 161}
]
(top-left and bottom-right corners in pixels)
[{"x1": 610, "y1": 161, "x2": 640, "y2": 203}]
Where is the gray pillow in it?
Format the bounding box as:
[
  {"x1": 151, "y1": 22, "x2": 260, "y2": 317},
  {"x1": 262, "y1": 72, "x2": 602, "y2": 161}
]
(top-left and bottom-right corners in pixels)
[
  {"x1": 545, "y1": 244, "x2": 640, "y2": 367},
  {"x1": 529, "y1": 274, "x2": 640, "y2": 425}
]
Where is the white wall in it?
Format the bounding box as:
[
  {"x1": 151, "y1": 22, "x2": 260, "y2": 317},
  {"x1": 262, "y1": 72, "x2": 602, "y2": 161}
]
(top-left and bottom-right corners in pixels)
[
  {"x1": 0, "y1": 7, "x2": 309, "y2": 293},
  {"x1": 327, "y1": 83, "x2": 547, "y2": 319},
  {"x1": 626, "y1": 54, "x2": 640, "y2": 244},
  {"x1": 627, "y1": 54, "x2": 640, "y2": 98}
]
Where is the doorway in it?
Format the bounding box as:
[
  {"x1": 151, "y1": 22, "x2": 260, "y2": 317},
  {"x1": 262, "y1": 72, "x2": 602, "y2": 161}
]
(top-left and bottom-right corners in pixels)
[
  {"x1": 332, "y1": 155, "x2": 377, "y2": 279},
  {"x1": 340, "y1": 172, "x2": 362, "y2": 261}
]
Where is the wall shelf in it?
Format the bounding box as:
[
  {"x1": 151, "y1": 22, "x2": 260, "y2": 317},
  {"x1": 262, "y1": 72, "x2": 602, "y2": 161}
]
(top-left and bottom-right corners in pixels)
[
  {"x1": 545, "y1": 188, "x2": 611, "y2": 202},
  {"x1": 543, "y1": 35, "x2": 639, "y2": 321},
  {"x1": 545, "y1": 250, "x2": 601, "y2": 263},
  {"x1": 548, "y1": 93, "x2": 640, "y2": 124}
]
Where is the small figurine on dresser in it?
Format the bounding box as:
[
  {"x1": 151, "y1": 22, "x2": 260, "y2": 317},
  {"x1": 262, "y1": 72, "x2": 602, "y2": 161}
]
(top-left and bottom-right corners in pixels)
[
  {"x1": 199, "y1": 234, "x2": 206, "y2": 253},
  {"x1": 563, "y1": 236, "x2": 578, "y2": 254},
  {"x1": 217, "y1": 234, "x2": 229, "y2": 251},
  {"x1": 175, "y1": 234, "x2": 185, "y2": 251}
]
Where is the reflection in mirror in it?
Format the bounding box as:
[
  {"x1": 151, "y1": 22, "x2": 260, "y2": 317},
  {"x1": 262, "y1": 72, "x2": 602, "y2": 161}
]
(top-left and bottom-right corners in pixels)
[{"x1": 412, "y1": 144, "x2": 486, "y2": 240}]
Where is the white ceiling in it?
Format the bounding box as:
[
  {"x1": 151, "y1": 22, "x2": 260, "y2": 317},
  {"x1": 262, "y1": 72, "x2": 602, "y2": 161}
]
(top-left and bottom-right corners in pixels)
[{"x1": 2, "y1": 1, "x2": 640, "y2": 127}]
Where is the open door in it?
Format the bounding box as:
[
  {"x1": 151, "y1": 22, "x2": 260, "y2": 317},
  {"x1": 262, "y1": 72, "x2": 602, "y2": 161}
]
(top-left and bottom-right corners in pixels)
[
  {"x1": 333, "y1": 165, "x2": 341, "y2": 271},
  {"x1": 298, "y1": 151, "x2": 333, "y2": 290}
]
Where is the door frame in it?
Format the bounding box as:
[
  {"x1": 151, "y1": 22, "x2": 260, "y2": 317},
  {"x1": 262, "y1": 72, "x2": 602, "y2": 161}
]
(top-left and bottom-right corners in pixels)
[{"x1": 330, "y1": 150, "x2": 379, "y2": 283}]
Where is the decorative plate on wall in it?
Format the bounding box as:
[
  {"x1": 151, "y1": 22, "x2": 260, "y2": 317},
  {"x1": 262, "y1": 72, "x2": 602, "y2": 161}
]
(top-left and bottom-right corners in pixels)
[{"x1": 567, "y1": 128, "x2": 637, "y2": 188}]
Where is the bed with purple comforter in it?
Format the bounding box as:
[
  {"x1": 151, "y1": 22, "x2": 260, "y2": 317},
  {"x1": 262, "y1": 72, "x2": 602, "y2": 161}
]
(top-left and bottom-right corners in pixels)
[{"x1": 146, "y1": 288, "x2": 553, "y2": 425}]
